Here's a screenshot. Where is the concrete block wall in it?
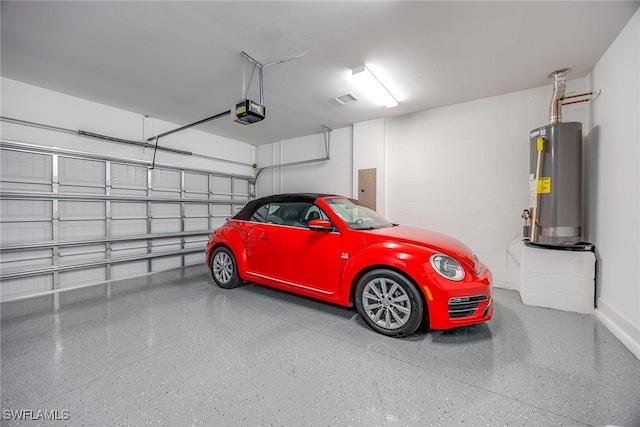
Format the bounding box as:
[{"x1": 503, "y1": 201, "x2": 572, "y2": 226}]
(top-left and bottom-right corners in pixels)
[
  {"x1": 255, "y1": 127, "x2": 353, "y2": 198},
  {"x1": 384, "y1": 80, "x2": 589, "y2": 289},
  {"x1": 353, "y1": 119, "x2": 386, "y2": 216},
  {"x1": 520, "y1": 244, "x2": 596, "y2": 314}
]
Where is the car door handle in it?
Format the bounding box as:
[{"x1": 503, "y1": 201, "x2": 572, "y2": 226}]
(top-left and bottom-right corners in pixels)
[{"x1": 259, "y1": 234, "x2": 270, "y2": 241}]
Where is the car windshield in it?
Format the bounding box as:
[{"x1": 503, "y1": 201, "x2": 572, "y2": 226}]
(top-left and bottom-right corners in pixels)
[{"x1": 325, "y1": 198, "x2": 393, "y2": 230}]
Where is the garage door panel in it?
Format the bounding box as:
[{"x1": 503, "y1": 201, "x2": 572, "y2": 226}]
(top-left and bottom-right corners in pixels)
[
  {"x1": 111, "y1": 163, "x2": 147, "y2": 189},
  {"x1": 59, "y1": 267, "x2": 106, "y2": 288},
  {"x1": 59, "y1": 252, "x2": 107, "y2": 266},
  {"x1": 0, "y1": 248, "x2": 52, "y2": 263},
  {"x1": 110, "y1": 241, "x2": 147, "y2": 251},
  {"x1": 151, "y1": 169, "x2": 180, "y2": 191},
  {"x1": 111, "y1": 202, "x2": 147, "y2": 219},
  {"x1": 112, "y1": 219, "x2": 146, "y2": 237},
  {"x1": 1, "y1": 275, "x2": 53, "y2": 298},
  {"x1": 151, "y1": 237, "x2": 181, "y2": 250},
  {"x1": 0, "y1": 222, "x2": 52, "y2": 245},
  {"x1": 149, "y1": 190, "x2": 181, "y2": 199},
  {"x1": 211, "y1": 204, "x2": 232, "y2": 217},
  {"x1": 184, "y1": 254, "x2": 202, "y2": 265},
  {"x1": 0, "y1": 250, "x2": 53, "y2": 274},
  {"x1": 186, "y1": 193, "x2": 209, "y2": 201},
  {"x1": 111, "y1": 246, "x2": 148, "y2": 258},
  {"x1": 58, "y1": 220, "x2": 105, "y2": 241},
  {"x1": 1, "y1": 200, "x2": 52, "y2": 221},
  {"x1": 59, "y1": 243, "x2": 106, "y2": 258},
  {"x1": 184, "y1": 236, "x2": 208, "y2": 245},
  {"x1": 59, "y1": 201, "x2": 105, "y2": 220},
  {"x1": 1, "y1": 142, "x2": 253, "y2": 301},
  {"x1": 210, "y1": 176, "x2": 232, "y2": 196},
  {"x1": 151, "y1": 203, "x2": 180, "y2": 218},
  {"x1": 58, "y1": 185, "x2": 106, "y2": 195},
  {"x1": 184, "y1": 204, "x2": 208, "y2": 217},
  {"x1": 184, "y1": 172, "x2": 208, "y2": 192},
  {"x1": 0, "y1": 149, "x2": 52, "y2": 183},
  {"x1": 59, "y1": 157, "x2": 105, "y2": 187},
  {"x1": 111, "y1": 261, "x2": 148, "y2": 279},
  {"x1": 110, "y1": 188, "x2": 148, "y2": 197},
  {"x1": 233, "y1": 179, "x2": 250, "y2": 197},
  {"x1": 184, "y1": 218, "x2": 207, "y2": 231},
  {"x1": 184, "y1": 241, "x2": 206, "y2": 252},
  {"x1": 152, "y1": 257, "x2": 182, "y2": 270},
  {"x1": 151, "y1": 218, "x2": 181, "y2": 234},
  {"x1": 0, "y1": 181, "x2": 53, "y2": 192},
  {"x1": 0, "y1": 148, "x2": 52, "y2": 192}
]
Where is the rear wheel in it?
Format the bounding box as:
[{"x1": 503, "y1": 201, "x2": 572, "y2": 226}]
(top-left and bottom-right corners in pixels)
[
  {"x1": 355, "y1": 269, "x2": 424, "y2": 337},
  {"x1": 210, "y1": 247, "x2": 241, "y2": 289}
]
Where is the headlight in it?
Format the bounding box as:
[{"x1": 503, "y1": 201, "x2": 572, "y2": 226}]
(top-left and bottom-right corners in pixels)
[{"x1": 430, "y1": 254, "x2": 465, "y2": 281}]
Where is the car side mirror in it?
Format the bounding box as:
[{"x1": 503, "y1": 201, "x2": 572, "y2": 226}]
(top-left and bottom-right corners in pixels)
[{"x1": 308, "y1": 219, "x2": 333, "y2": 231}]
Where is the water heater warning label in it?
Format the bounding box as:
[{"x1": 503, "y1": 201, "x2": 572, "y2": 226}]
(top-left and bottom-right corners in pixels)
[
  {"x1": 537, "y1": 177, "x2": 551, "y2": 193},
  {"x1": 529, "y1": 174, "x2": 536, "y2": 206}
]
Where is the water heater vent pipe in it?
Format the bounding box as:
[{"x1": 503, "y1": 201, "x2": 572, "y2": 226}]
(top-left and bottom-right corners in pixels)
[{"x1": 549, "y1": 68, "x2": 570, "y2": 124}]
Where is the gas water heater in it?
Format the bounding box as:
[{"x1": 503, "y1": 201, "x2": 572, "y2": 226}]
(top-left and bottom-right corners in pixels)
[
  {"x1": 525, "y1": 69, "x2": 595, "y2": 248},
  {"x1": 528, "y1": 121, "x2": 582, "y2": 245}
]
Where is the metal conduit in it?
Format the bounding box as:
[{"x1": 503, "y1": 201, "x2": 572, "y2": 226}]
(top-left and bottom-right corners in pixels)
[{"x1": 254, "y1": 125, "x2": 332, "y2": 182}]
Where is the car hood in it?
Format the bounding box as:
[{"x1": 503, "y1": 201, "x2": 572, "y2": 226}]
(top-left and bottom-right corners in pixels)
[{"x1": 362, "y1": 225, "x2": 477, "y2": 270}]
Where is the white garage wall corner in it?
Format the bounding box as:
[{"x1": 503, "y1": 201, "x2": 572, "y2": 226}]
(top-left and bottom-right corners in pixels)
[
  {"x1": 353, "y1": 118, "x2": 385, "y2": 216},
  {"x1": 588, "y1": 8, "x2": 640, "y2": 360},
  {"x1": 384, "y1": 79, "x2": 589, "y2": 290},
  {"x1": 1, "y1": 78, "x2": 253, "y2": 176},
  {"x1": 255, "y1": 141, "x2": 282, "y2": 195},
  {"x1": 255, "y1": 127, "x2": 353, "y2": 198}
]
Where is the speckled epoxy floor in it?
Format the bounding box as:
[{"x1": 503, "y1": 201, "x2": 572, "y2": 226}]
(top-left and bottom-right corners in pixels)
[{"x1": 1, "y1": 266, "x2": 639, "y2": 426}]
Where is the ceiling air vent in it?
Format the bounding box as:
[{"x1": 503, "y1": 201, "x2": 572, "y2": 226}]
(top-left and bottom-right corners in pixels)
[{"x1": 335, "y1": 93, "x2": 359, "y2": 105}]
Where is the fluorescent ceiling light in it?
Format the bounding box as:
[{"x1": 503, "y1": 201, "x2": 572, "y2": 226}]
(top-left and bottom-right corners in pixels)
[{"x1": 351, "y1": 65, "x2": 398, "y2": 108}]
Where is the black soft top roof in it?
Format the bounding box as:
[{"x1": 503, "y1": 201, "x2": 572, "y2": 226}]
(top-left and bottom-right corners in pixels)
[{"x1": 233, "y1": 193, "x2": 337, "y2": 221}]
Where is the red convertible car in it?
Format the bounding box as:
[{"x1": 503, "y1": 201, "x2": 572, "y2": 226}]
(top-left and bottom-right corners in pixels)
[{"x1": 205, "y1": 194, "x2": 493, "y2": 337}]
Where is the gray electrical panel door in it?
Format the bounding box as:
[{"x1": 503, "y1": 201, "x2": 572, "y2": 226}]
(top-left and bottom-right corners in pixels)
[{"x1": 357, "y1": 168, "x2": 377, "y2": 211}]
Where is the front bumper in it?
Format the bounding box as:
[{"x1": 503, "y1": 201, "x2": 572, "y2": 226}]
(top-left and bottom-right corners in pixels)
[{"x1": 422, "y1": 267, "x2": 493, "y2": 330}]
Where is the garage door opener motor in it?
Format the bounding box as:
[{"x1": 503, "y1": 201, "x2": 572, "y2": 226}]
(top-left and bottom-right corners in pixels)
[
  {"x1": 234, "y1": 50, "x2": 306, "y2": 125},
  {"x1": 235, "y1": 99, "x2": 265, "y2": 125}
]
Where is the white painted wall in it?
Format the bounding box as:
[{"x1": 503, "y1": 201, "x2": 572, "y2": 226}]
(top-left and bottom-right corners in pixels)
[
  {"x1": 353, "y1": 119, "x2": 386, "y2": 216},
  {"x1": 384, "y1": 81, "x2": 589, "y2": 289},
  {"x1": 1, "y1": 78, "x2": 255, "y2": 176},
  {"x1": 587, "y1": 9, "x2": 640, "y2": 359},
  {"x1": 255, "y1": 127, "x2": 352, "y2": 197}
]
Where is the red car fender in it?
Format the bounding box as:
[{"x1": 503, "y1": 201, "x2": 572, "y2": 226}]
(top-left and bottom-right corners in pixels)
[
  {"x1": 206, "y1": 225, "x2": 249, "y2": 280},
  {"x1": 338, "y1": 241, "x2": 435, "y2": 308}
]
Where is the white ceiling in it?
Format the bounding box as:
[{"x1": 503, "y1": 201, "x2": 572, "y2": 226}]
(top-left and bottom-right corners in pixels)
[{"x1": 2, "y1": 1, "x2": 638, "y2": 145}]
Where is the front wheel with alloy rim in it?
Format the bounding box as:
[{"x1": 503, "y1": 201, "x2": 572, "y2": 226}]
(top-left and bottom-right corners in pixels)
[
  {"x1": 355, "y1": 269, "x2": 424, "y2": 337},
  {"x1": 210, "y1": 247, "x2": 241, "y2": 289}
]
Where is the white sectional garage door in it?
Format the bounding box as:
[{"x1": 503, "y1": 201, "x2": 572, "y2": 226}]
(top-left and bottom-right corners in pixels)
[{"x1": 0, "y1": 141, "x2": 253, "y2": 301}]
